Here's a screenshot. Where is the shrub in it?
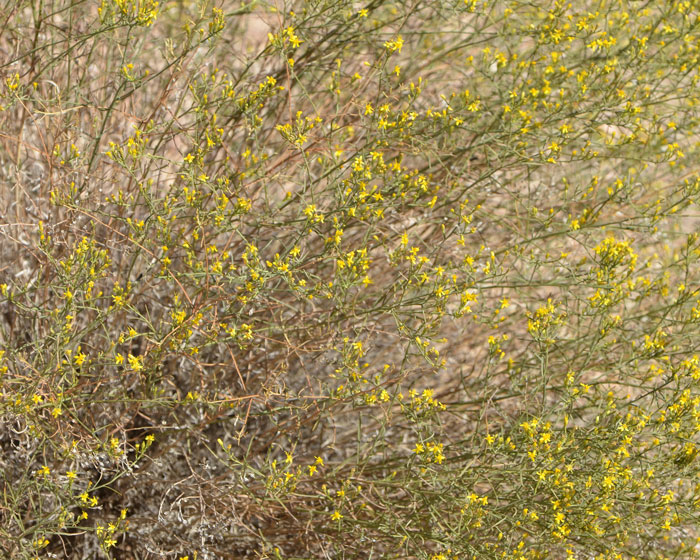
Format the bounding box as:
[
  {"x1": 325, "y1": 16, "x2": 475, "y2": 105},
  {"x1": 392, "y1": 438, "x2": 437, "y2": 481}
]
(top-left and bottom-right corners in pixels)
[{"x1": 3, "y1": 0, "x2": 700, "y2": 558}]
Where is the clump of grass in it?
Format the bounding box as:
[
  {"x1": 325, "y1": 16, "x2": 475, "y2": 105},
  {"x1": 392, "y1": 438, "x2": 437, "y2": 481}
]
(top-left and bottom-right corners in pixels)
[{"x1": 3, "y1": 0, "x2": 700, "y2": 558}]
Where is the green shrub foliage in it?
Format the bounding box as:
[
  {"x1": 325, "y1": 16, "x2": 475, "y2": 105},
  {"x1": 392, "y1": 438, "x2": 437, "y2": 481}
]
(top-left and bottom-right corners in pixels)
[{"x1": 3, "y1": 0, "x2": 700, "y2": 558}]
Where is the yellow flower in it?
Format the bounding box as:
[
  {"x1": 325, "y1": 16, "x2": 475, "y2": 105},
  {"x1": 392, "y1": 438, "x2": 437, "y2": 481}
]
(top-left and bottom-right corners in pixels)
[
  {"x1": 384, "y1": 35, "x2": 404, "y2": 54},
  {"x1": 74, "y1": 351, "x2": 86, "y2": 366},
  {"x1": 128, "y1": 354, "x2": 143, "y2": 372}
]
